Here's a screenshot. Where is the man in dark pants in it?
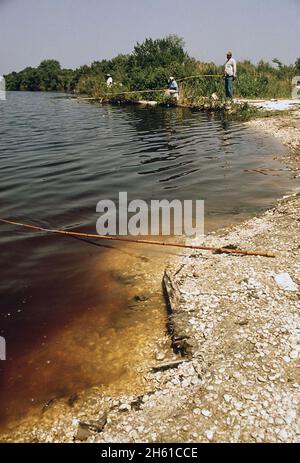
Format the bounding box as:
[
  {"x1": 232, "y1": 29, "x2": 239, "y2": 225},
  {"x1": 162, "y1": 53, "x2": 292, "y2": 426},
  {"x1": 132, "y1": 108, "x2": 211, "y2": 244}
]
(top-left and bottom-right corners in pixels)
[{"x1": 224, "y1": 51, "x2": 237, "y2": 99}]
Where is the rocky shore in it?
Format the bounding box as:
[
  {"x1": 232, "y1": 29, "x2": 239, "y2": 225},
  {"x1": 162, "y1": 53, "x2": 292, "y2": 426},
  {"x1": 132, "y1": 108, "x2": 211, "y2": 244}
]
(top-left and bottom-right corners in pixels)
[
  {"x1": 246, "y1": 108, "x2": 300, "y2": 172},
  {"x1": 1, "y1": 109, "x2": 299, "y2": 443}
]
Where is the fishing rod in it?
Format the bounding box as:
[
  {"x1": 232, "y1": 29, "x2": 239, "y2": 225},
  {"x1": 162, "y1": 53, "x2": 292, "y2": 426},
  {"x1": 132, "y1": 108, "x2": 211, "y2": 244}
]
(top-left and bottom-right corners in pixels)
[
  {"x1": 95, "y1": 75, "x2": 224, "y2": 97},
  {"x1": 178, "y1": 74, "x2": 223, "y2": 82},
  {"x1": 0, "y1": 218, "x2": 275, "y2": 258}
]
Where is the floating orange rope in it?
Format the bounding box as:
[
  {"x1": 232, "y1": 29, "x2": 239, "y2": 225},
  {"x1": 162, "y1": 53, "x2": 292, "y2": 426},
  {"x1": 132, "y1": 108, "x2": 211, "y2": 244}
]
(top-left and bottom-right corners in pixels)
[{"x1": 0, "y1": 218, "x2": 275, "y2": 257}]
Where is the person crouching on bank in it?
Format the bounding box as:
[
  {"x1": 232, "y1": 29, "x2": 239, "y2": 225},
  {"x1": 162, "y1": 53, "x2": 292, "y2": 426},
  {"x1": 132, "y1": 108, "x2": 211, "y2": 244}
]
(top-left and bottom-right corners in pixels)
[{"x1": 166, "y1": 76, "x2": 179, "y2": 100}]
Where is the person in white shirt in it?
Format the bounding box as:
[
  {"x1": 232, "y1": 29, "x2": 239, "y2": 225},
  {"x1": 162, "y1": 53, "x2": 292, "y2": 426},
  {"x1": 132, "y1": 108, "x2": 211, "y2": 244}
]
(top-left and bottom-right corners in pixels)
[
  {"x1": 106, "y1": 74, "x2": 113, "y2": 88},
  {"x1": 224, "y1": 51, "x2": 237, "y2": 99},
  {"x1": 166, "y1": 77, "x2": 179, "y2": 100}
]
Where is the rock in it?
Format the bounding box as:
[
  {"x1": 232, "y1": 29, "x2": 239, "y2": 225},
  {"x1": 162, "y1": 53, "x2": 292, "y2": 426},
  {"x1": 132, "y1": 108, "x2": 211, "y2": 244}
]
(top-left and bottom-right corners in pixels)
[
  {"x1": 257, "y1": 375, "x2": 267, "y2": 382},
  {"x1": 279, "y1": 429, "x2": 288, "y2": 440},
  {"x1": 119, "y1": 403, "x2": 131, "y2": 411},
  {"x1": 205, "y1": 430, "x2": 215, "y2": 441},
  {"x1": 155, "y1": 352, "x2": 165, "y2": 361},
  {"x1": 130, "y1": 397, "x2": 143, "y2": 411},
  {"x1": 268, "y1": 374, "x2": 280, "y2": 381},
  {"x1": 76, "y1": 413, "x2": 108, "y2": 440},
  {"x1": 94, "y1": 414, "x2": 108, "y2": 431},
  {"x1": 191, "y1": 377, "x2": 200, "y2": 385},
  {"x1": 234, "y1": 401, "x2": 243, "y2": 411},
  {"x1": 273, "y1": 273, "x2": 298, "y2": 291},
  {"x1": 171, "y1": 376, "x2": 180, "y2": 385},
  {"x1": 201, "y1": 409, "x2": 212, "y2": 417},
  {"x1": 289, "y1": 350, "x2": 298, "y2": 359},
  {"x1": 152, "y1": 359, "x2": 187, "y2": 372},
  {"x1": 182, "y1": 378, "x2": 191, "y2": 387},
  {"x1": 76, "y1": 426, "x2": 92, "y2": 441},
  {"x1": 134, "y1": 294, "x2": 148, "y2": 302},
  {"x1": 182, "y1": 365, "x2": 195, "y2": 377}
]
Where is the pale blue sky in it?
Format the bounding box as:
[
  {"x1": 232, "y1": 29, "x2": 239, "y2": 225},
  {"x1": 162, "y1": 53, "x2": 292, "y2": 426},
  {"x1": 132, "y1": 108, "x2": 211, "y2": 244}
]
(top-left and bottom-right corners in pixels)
[{"x1": 1, "y1": 0, "x2": 300, "y2": 74}]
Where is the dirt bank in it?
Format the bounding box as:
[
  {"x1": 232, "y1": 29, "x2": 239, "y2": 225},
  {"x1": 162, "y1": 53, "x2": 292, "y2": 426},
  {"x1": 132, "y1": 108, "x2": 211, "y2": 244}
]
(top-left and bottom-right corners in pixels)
[{"x1": 1, "y1": 109, "x2": 299, "y2": 443}]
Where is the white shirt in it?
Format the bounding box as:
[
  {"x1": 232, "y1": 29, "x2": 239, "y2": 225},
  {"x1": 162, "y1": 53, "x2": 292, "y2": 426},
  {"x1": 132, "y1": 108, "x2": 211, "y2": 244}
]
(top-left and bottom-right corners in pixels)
[
  {"x1": 224, "y1": 58, "x2": 237, "y2": 77},
  {"x1": 106, "y1": 77, "x2": 113, "y2": 87}
]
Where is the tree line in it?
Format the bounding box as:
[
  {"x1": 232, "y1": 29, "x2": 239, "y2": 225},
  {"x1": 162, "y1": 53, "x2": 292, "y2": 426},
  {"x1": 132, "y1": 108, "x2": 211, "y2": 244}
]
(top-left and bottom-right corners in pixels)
[{"x1": 4, "y1": 35, "x2": 300, "y2": 99}]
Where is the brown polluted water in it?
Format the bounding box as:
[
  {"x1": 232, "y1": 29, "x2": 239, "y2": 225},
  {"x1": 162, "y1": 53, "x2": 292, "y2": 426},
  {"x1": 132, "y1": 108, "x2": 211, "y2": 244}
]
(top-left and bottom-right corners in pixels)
[{"x1": 0, "y1": 92, "x2": 297, "y2": 432}]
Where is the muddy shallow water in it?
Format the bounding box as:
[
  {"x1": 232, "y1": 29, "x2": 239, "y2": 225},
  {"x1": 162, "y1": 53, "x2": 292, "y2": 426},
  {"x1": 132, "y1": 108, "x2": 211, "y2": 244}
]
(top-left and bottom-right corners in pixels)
[{"x1": 0, "y1": 92, "x2": 296, "y2": 430}]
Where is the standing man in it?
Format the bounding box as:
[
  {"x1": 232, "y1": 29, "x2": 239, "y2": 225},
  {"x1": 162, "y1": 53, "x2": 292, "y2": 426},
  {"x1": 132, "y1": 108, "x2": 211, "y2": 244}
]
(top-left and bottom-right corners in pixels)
[{"x1": 224, "y1": 51, "x2": 237, "y2": 99}]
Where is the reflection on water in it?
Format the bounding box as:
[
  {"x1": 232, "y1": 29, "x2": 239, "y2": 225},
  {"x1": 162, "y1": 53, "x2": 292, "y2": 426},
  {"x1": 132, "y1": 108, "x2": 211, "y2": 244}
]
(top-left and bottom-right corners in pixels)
[{"x1": 0, "y1": 92, "x2": 296, "y2": 430}]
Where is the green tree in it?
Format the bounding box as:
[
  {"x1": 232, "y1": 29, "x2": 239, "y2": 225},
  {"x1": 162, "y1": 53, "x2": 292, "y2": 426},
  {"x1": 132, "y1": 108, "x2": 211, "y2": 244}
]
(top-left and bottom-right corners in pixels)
[
  {"x1": 131, "y1": 35, "x2": 186, "y2": 68},
  {"x1": 125, "y1": 35, "x2": 196, "y2": 90},
  {"x1": 37, "y1": 59, "x2": 62, "y2": 90}
]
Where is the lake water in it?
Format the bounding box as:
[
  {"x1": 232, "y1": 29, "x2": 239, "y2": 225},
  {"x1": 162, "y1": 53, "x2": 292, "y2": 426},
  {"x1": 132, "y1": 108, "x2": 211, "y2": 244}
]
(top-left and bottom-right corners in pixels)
[{"x1": 0, "y1": 92, "x2": 296, "y2": 430}]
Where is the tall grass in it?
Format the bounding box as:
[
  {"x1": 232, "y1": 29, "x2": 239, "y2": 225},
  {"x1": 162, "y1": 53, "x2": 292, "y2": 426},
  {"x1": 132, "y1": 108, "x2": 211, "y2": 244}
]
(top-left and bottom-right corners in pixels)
[{"x1": 180, "y1": 60, "x2": 294, "y2": 102}]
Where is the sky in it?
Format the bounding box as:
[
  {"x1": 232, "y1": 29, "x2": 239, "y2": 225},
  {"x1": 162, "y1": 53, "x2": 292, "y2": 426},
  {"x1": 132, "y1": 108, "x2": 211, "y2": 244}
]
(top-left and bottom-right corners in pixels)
[{"x1": 0, "y1": 0, "x2": 300, "y2": 75}]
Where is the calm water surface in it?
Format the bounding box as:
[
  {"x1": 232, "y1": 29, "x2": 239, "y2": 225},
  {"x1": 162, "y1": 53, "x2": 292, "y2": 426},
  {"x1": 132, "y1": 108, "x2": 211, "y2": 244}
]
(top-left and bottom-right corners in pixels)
[{"x1": 0, "y1": 92, "x2": 296, "y2": 430}]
